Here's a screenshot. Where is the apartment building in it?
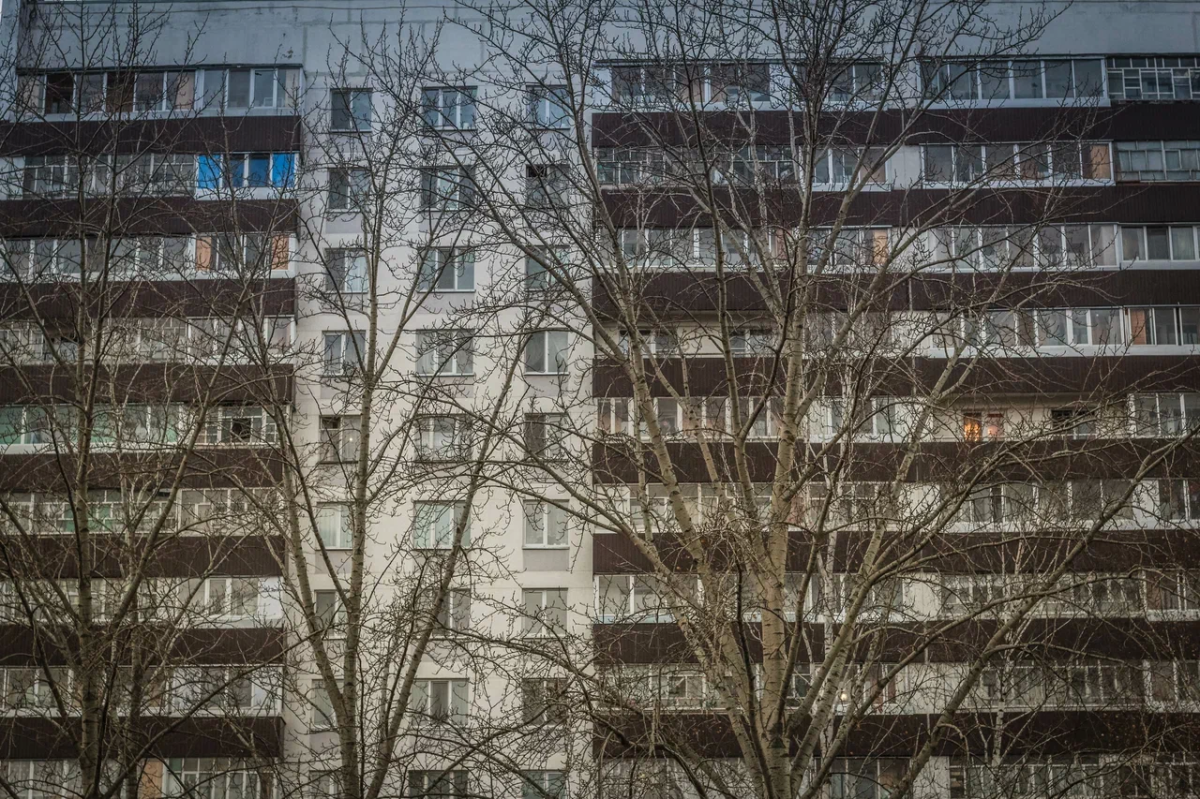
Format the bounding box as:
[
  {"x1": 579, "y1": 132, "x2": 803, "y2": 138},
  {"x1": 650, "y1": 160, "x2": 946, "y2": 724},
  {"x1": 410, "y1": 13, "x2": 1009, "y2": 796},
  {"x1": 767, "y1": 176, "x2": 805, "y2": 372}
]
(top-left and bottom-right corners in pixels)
[{"x1": 2, "y1": 0, "x2": 1200, "y2": 798}]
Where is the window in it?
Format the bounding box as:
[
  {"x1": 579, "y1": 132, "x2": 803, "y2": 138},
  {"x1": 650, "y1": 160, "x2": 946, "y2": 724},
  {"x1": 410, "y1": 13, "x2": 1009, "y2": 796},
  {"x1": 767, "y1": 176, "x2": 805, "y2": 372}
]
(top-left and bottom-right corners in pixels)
[
  {"x1": 413, "y1": 501, "x2": 470, "y2": 549},
  {"x1": 1158, "y1": 479, "x2": 1200, "y2": 522},
  {"x1": 324, "y1": 249, "x2": 367, "y2": 294},
  {"x1": 194, "y1": 232, "x2": 290, "y2": 272},
  {"x1": 421, "y1": 86, "x2": 477, "y2": 130},
  {"x1": 201, "y1": 406, "x2": 278, "y2": 445},
  {"x1": 1132, "y1": 393, "x2": 1200, "y2": 437},
  {"x1": 316, "y1": 504, "x2": 353, "y2": 550},
  {"x1": 1150, "y1": 660, "x2": 1200, "y2": 702},
  {"x1": 1128, "y1": 307, "x2": 1200, "y2": 346},
  {"x1": 435, "y1": 588, "x2": 472, "y2": 632},
  {"x1": 595, "y1": 148, "x2": 667, "y2": 186},
  {"x1": 521, "y1": 678, "x2": 568, "y2": 724},
  {"x1": 327, "y1": 167, "x2": 369, "y2": 211},
  {"x1": 829, "y1": 759, "x2": 906, "y2": 799},
  {"x1": 525, "y1": 164, "x2": 570, "y2": 210},
  {"x1": 415, "y1": 330, "x2": 473, "y2": 376},
  {"x1": 311, "y1": 679, "x2": 338, "y2": 729},
  {"x1": 407, "y1": 771, "x2": 468, "y2": 799},
  {"x1": 412, "y1": 679, "x2": 468, "y2": 722},
  {"x1": 524, "y1": 502, "x2": 569, "y2": 547},
  {"x1": 313, "y1": 590, "x2": 347, "y2": 633},
  {"x1": 923, "y1": 58, "x2": 1104, "y2": 101},
  {"x1": 962, "y1": 411, "x2": 1004, "y2": 441},
  {"x1": 163, "y1": 759, "x2": 267, "y2": 799},
  {"x1": 418, "y1": 249, "x2": 475, "y2": 292},
  {"x1": 319, "y1": 415, "x2": 360, "y2": 462},
  {"x1": 1121, "y1": 225, "x2": 1200, "y2": 261},
  {"x1": 923, "y1": 143, "x2": 1109, "y2": 184},
  {"x1": 810, "y1": 148, "x2": 886, "y2": 186},
  {"x1": 1049, "y1": 407, "x2": 1097, "y2": 439},
  {"x1": 196, "y1": 152, "x2": 295, "y2": 190},
  {"x1": 416, "y1": 416, "x2": 471, "y2": 460},
  {"x1": 1109, "y1": 56, "x2": 1200, "y2": 101},
  {"x1": 525, "y1": 249, "x2": 560, "y2": 292},
  {"x1": 1116, "y1": 141, "x2": 1200, "y2": 181},
  {"x1": 730, "y1": 328, "x2": 775, "y2": 356},
  {"x1": 619, "y1": 328, "x2": 680, "y2": 357},
  {"x1": 197, "y1": 66, "x2": 300, "y2": 111},
  {"x1": 1039, "y1": 480, "x2": 1134, "y2": 522},
  {"x1": 419, "y1": 167, "x2": 476, "y2": 211},
  {"x1": 330, "y1": 89, "x2": 371, "y2": 131},
  {"x1": 522, "y1": 588, "x2": 567, "y2": 635},
  {"x1": 322, "y1": 331, "x2": 367, "y2": 376},
  {"x1": 529, "y1": 85, "x2": 571, "y2": 128},
  {"x1": 606, "y1": 62, "x2": 771, "y2": 106},
  {"x1": 1146, "y1": 570, "x2": 1200, "y2": 611},
  {"x1": 522, "y1": 772, "x2": 566, "y2": 799},
  {"x1": 525, "y1": 330, "x2": 569, "y2": 374},
  {"x1": 524, "y1": 414, "x2": 569, "y2": 460}
]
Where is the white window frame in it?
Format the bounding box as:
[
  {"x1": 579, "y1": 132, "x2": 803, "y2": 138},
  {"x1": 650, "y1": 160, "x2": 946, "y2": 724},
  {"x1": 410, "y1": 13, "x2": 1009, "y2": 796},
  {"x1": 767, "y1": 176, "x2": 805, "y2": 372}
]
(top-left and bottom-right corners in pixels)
[
  {"x1": 525, "y1": 329, "x2": 570, "y2": 375},
  {"x1": 523, "y1": 501, "x2": 569, "y2": 548},
  {"x1": 413, "y1": 501, "x2": 470, "y2": 549},
  {"x1": 415, "y1": 329, "x2": 474, "y2": 376},
  {"x1": 316, "y1": 504, "x2": 353, "y2": 550}
]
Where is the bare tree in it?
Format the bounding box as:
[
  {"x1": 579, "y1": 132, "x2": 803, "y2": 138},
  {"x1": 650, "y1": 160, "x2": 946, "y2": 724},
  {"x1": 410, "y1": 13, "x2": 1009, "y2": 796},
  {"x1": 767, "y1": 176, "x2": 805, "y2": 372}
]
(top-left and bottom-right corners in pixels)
[
  {"x1": 0, "y1": 4, "x2": 300, "y2": 799},
  {"x1": 438, "y1": 0, "x2": 1200, "y2": 797}
]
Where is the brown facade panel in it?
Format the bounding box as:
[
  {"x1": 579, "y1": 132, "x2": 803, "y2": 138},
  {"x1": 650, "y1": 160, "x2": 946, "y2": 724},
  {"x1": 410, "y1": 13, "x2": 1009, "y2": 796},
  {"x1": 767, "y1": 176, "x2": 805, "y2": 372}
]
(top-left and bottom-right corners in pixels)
[
  {"x1": 0, "y1": 449, "x2": 285, "y2": 491},
  {"x1": 0, "y1": 716, "x2": 283, "y2": 759},
  {"x1": 596, "y1": 711, "x2": 1200, "y2": 758},
  {"x1": 0, "y1": 198, "x2": 299, "y2": 237},
  {"x1": 602, "y1": 184, "x2": 1200, "y2": 227},
  {"x1": 593, "y1": 104, "x2": 1200, "y2": 147},
  {"x1": 0, "y1": 626, "x2": 286, "y2": 666},
  {"x1": 0, "y1": 278, "x2": 296, "y2": 320},
  {"x1": 0, "y1": 535, "x2": 286, "y2": 579},
  {"x1": 0, "y1": 363, "x2": 294, "y2": 404},
  {"x1": 595, "y1": 619, "x2": 1200, "y2": 664},
  {"x1": 595, "y1": 529, "x2": 1200, "y2": 574},
  {"x1": 0, "y1": 115, "x2": 302, "y2": 157},
  {"x1": 594, "y1": 622, "x2": 824, "y2": 665},
  {"x1": 596, "y1": 269, "x2": 1200, "y2": 317},
  {"x1": 591, "y1": 439, "x2": 1200, "y2": 484},
  {"x1": 594, "y1": 270, "x2": 909, "y2": 317},
  {"x1": 593, "y1": 355, "x2": 1200, "y2": 397}
]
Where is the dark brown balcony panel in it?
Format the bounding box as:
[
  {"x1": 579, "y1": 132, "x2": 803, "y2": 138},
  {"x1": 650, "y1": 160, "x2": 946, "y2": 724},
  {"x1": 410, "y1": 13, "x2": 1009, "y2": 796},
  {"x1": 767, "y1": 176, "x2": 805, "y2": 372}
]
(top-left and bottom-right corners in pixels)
[
  {"x1": 0, "y1": 449, "x2": 284, "y2": 491},
  {"x1": 596, "y1": 529, "x2": 1200, "y2": 575},
  {"x1": 596, "y1": 711, "x2": 1200, "y2": 758},
  {"x1": 595, "y1": 619, "x2": 1197, "y2": 665},
  {"x1": 593, "y1": 104, "x2": 1200, "y2": 148},
  {"x1": 592, "y1": 439, "x2": 1200, "y2": 484},
  {"x1": 595, "y1": 269, "x2": 1200, "y2": 319},
  {"x1": 594, "y1": 622, "x2": 824, "y2": 665},
  {"x1": 0, "y1": 626, "x2": 286, "y2": 666},
  {"x1": 841, "y1": 711, "x2": 1200, "y2": 758},
  {"x1": 593, "y1": 530, "x2": 819, "y2": 573},
  {"x1": 594, "y1": 355, "x2": 1200, "y2": 397},
  {"x1": 840, "y1": 529, "x2": 1200, "y2": 574},
  {"x1": 0, "y1": 278, "x2": 296, "y2": 320},
  {"x1": 884, "y1": 618, "x2": 1200, "y2": 662},
  {"x1": 0, "y1": 198, "x2": 298, "y2": 238},
  {"x1": 0, "y1": 363, "x2": 293, "y2": 405},
  {"x1": 0, "y1": 716, "x2": 283, "y2": 759},
  {"x1": 0, "y1": 115, "x2": 301, "y2": 157},
  {"x1": 602, "y1": 184, "x2": 1200, "y2": 228},
  {"x1": 910, "y1": 269, "x2": 1200, "y2": 311},
  {"x1": 912, "y1": 354, "x2": 1200, "y2": 395},
  {"x1": 0, "y1": 534, "x2": 285, "y2": 579},
  {"x1": 593, "y1": 270, "x2": 909, "y2": 318}
]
